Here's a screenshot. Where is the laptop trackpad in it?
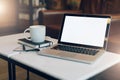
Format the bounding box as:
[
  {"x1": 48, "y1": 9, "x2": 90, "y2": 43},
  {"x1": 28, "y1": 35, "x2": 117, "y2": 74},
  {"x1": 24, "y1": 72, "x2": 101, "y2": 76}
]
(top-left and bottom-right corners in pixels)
[
  {"x1": 58, "y1": 52, "x2": 76, "y2": 58},
  {"x1": 41, "y1": 49, "x2": 76, "y2": 58}
]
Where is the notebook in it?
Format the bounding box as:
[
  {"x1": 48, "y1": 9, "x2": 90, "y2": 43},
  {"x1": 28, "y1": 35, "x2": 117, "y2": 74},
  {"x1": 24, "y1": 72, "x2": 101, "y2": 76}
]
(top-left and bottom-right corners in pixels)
[{"x1": 39, "y1": 14, "x2": 111, "y2": 64}]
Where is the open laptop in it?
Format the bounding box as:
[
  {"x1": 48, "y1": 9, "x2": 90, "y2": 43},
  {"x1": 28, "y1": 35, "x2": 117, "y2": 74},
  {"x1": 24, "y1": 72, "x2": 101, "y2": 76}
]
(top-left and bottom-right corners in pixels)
[{"x1": 39, "y1": 14, "x2": 111, "y2": 64}]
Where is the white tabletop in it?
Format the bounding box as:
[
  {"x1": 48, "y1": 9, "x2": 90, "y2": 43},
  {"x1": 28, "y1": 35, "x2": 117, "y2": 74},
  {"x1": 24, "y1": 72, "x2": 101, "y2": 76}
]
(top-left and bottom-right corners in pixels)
[
  {"x1": 11, "y1": 51, "x2": 120, "y2": 80},
  {"x1": 0, "y1": 33, "x2": 25, "y2": 57},
  {"x1": 1, "y1": 33, "x2": 120, "y2": 80}
]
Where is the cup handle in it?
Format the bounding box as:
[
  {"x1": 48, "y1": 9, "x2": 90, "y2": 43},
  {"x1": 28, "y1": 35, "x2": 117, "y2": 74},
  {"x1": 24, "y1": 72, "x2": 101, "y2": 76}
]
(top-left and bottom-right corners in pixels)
[{"x1": 24, "y1": 28, "x2": 31, "y2": 40}]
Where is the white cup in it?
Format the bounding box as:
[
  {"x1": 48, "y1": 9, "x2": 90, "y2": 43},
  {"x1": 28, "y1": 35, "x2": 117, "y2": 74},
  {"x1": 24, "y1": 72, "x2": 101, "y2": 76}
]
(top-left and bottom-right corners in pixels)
[{"x1": 24, "y1": 25, "x2": 46, "y2": 43}]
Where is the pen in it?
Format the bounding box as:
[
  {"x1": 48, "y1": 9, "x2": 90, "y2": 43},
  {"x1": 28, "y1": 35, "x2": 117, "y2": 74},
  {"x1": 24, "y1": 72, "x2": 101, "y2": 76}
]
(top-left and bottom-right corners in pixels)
[
  {"x1": 25, "y1": 49, "x2": 40, "y2": 52},
  {"x1": 14, "y1": 48, "x2": 40, "y2": 52}
]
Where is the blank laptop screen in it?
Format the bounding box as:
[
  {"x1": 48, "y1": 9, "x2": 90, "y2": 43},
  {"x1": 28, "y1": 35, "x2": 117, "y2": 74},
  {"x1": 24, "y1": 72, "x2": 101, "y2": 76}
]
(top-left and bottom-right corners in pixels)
[{"x1": 60, "y1": 15, "x2": 110, "y2": 47}]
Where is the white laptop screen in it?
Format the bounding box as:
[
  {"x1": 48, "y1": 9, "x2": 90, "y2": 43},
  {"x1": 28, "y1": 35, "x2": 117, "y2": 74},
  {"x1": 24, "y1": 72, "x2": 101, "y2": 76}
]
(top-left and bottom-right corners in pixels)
[{"x1": 59, "y1": 14, "x2": 111, "y2": 48}]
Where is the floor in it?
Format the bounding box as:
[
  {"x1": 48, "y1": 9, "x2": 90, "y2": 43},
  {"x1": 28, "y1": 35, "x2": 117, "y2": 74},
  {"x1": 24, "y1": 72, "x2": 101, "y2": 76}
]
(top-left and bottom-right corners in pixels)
[
  {"x1": 0, "y1": 19, "x2": 120, "y2": 80},
  {"x1": 0, "y1": 59, "x2": 47, "y2": 80}
]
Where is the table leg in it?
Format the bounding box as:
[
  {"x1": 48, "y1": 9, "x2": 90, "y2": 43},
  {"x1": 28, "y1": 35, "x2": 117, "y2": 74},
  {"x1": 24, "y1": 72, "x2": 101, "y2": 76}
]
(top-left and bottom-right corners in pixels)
[
  {"x1": 27, "y1": 70, "x2": 29, "y2": 80},
  {"x1": 10, "y1": 63, "x2": 30, "y2": 80},
  {"x1": 12, "y1": 64, "x2": 16, "y2": 80},
  {"x1": 8, "y1": 61, "x2": 13, "y2": 80}
]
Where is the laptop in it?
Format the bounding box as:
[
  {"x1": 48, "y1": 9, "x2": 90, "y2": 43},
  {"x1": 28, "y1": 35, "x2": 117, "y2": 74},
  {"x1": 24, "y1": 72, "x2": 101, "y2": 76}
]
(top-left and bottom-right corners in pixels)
[{"x1": 39, "y1": 14, "x2": 111, "y2": 64}]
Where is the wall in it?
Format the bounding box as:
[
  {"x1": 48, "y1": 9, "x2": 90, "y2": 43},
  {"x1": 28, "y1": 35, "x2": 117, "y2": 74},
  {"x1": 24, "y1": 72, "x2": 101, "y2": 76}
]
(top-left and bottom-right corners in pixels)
[
  {"x1": 0, "y1": 0, "x2": 17, "y2": 27},
  {"x1": 0, "y1": 0, "x2": 19, "y2": 36}
]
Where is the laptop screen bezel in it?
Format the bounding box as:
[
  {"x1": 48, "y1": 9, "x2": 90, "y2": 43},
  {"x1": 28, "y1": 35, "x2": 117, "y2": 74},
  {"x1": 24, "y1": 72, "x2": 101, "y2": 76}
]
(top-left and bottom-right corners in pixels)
[{"x1": 58, "y1": 14, "x2": 111, "y2": 49}]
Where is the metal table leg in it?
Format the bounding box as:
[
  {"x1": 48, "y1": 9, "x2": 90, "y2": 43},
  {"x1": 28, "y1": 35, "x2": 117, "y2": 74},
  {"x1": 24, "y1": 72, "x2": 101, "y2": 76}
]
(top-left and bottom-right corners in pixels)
[
  {"x1": 12, "y1": 63, "x2": 16, "y2": 80},
  {"x1": 8, "y1": 61, "x2": 13, "y2": 80},
  {"x1": 27, "y1": 70, "x2": 29, "y2": 80}
]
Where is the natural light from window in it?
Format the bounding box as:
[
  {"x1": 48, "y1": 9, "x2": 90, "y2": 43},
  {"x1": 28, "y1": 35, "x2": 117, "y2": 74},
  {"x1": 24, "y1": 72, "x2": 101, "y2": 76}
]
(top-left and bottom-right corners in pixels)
[
  {"x1": 0, "y1": 0, "x2": 17, "y2": 27},
  {"x1": 0, "y1": 1, "x2": 7, "y2": 15}
]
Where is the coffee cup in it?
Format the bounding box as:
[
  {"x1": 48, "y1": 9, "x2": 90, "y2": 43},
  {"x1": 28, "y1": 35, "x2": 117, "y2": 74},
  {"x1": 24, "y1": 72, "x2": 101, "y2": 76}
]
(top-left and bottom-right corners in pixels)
[{"x1": 24, "y1": 25, "x2": 46, "y2": 43}]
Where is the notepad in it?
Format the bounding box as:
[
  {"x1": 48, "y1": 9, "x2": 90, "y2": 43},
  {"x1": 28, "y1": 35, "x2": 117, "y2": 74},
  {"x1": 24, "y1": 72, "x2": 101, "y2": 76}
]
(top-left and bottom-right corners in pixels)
[{"x1": 18, "y1": 38, "x2": 53, "y2": 48}]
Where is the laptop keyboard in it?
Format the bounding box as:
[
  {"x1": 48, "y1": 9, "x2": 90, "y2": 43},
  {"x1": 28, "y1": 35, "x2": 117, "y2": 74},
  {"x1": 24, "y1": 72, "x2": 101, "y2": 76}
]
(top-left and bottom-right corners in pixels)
[{"x1": 52, "y1": 45, "x2": 99, "y2": 56}]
